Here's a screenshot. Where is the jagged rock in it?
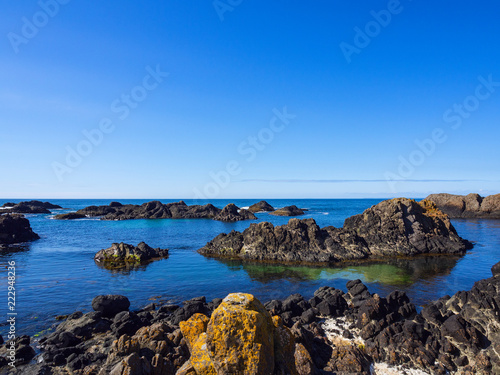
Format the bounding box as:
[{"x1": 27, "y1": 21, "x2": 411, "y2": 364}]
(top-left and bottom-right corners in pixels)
[
  {"x1": 248, "y1": 201, "x2": 275, "y2": 213},
  {"x1": 1, "y1": 200, "x2": 61, "y2": 214},
  {"x1": 426, "y1": 193, "x2": 500, "y2": 219},
  {"x1": 94, "y1": 242, "x2": 169, "y2": 270},
  {"x1": 0, "y1": 214, "x2": 40, "y2": 245},
  {"x1": 92, "y1": 295, "x2": 130, "y2": 318},
  {"x1": 270, "y1": 205, "x2": 305, "y2": 216},
  {"x1": 199, "y1": 198, "x2": 471, "y2": 264},
  {"x1": 54, "y1": 200, "x2": 254, "y2": 222},
  {"x1": 213, "y1": 204, "x2": 257, "y2": 222}
]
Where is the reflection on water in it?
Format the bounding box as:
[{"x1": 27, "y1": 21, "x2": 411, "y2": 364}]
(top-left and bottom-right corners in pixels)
[{"x1": 218, "y1": 256, "x2": 460, "y2": 287}]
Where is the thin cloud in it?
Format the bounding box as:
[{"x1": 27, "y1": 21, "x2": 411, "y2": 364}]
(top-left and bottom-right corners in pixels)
[{"x1": 239, "y1": 179, "x2": 491, "y2": 183}]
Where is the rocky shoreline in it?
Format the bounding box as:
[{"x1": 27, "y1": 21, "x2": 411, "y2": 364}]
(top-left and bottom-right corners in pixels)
[
  {"x1": 1, "y1": 201, "x2": 62, "y2": 215},
  {"x1": 199, "y1": 198, "x2": 472, "y2": 264},
  {"x1": 425, "y1": 193, "x2": 500, "y2": 219},
  {"x1": 2, "y1": 262, "x2": 499, "y2": 374}
]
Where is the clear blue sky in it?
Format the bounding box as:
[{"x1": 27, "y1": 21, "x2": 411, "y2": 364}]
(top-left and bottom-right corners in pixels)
[{"x1": 1, "y1": 0, "x2": 499, "y2": 199}]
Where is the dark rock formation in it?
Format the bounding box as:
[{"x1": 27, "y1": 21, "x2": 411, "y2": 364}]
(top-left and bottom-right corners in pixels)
[
  {"x1": 270, "y1": 205, "x2": 305, "y2": 216},
  {"x1": 213, "y1": 204, "x2": 257, "y2": 222},
  {"x1": 248, "y1": 200, "x2": 275, "y2": 213},
  {"x1": 6, "y1": 262, "x2": 500, "y2": 374},
  {"x1": 91, "y1": 295, "x2": 130, "y2": 318},
  {"x1": 54, "y1": 212, "x2": 86, "y2": 220},
  {"x1": 199, "y1": 198, "x2": 472, "y2": 264},
  {"x1": 94, "y1": 242, "x2": 169, "y2": 270},
  {"x1": 2, "y1": 200, "x2": 62, "y2": 214},
  {"x1": 54, "y1": 200, "x2": 257, "y2": 222},
  {"x1": 0, "y1": 214, "x2": 40, "y2": 245},
  {"x1": 426, "y1": 193, "x2": 500, "y2": 219}
]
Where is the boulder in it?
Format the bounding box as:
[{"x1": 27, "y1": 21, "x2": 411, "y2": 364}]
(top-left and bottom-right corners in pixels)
[
  {"x1": 270, "y1": 205, "x2": 305, "y2": 216},
  {"x1": 94, "y1": 242, "x2": 169, "y2": 270},
  {"x1": 248, "y1": 201, "x2": 275, "y2": 213},
  {"x1": 425, "y1": 193, "x2": 500, "y2": 219},
  {"x1": 92, "y1": 295, "x2": 130, "y2": 317},
  {"x1": 0, "y1": 214, "x2": 40, "y2": 245},
  {"x1": 213, "y1": 204, "x2": 257, "y2": 222},
  {"x1": 199, "y1": 198, "x2": 471, "y2": 264}
]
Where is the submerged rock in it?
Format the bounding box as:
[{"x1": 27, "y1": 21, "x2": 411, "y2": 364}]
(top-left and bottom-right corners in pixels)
[
  {"x1": 0, "y1": 214, "x2": 40, "y2": 245},
  {"x1": 270, "y1": 205, "x2": 305, "y2": 216},
  {"x1": 248, "y1": 200, "x2": 275, "y2": 213},
  {"x1": 94, "y1": 242, "x2": 169, "y2": 270},
  {"x1": 426, "y1": 193, "x2": 500, "y2": 219},
  {"x1": 199, "y1": 198, "x2": 472, "y2": 264}
]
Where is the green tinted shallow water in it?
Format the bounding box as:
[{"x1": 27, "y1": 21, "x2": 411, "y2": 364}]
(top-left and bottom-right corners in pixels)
[{"x1": 0, "y1": 199, "x2": 499, "y2": 338}]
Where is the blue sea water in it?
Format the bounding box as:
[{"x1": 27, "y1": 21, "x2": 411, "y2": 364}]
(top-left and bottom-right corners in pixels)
[{"x1": 0, "y1": 198, "x2": 499, "y2": 339}]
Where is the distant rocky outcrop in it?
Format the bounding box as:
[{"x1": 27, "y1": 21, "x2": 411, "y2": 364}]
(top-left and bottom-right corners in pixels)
[
  {"x1": 54, "y1": 201, "x2": 257, "y2": 222},
  {"x1": 199, "y1": 198, "x2": 472, "y2": 264},
  {"x1": 0, "y1": 214, "x2": 40, "y2": 245},
  {"x1": 2, "y1": 200, "x2": 62, "y2": 214},
  {"x1": 248, "y1": 200, "x2": 275, "y2": 213},
  {"x1": 213, "y1": 203, "x2": 257, "y2": 222},
  {"x1": 94, "y1": 242, "x2": 169, "y2": 270},
  {"x1": 425, "y1": 193, "x2": 500, "y2": 219},
  {"x1": 270, "y1": 205, "x2": 305, "y2": 216}
]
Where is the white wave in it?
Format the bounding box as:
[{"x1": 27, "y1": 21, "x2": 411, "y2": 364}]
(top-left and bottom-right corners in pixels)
[{"x1": 241, "y1": 206, "x2": 250, "y2": 210}]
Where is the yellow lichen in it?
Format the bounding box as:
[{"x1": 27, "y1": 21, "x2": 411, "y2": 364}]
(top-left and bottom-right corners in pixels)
[{"x1": 179, "y1": 313, "x2": 209, "y2": 351}]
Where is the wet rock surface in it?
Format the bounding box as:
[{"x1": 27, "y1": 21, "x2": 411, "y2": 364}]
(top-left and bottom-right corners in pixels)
[
  {"x1": 426, "y1": 193, "x2": 500, "y2": 219},
  {"x1": 199, "y1": 198, "x2": 472, "y2": 264},
  {"x1": 94, "y1": 242, "x2": 169, "y2": 270},
  {"x1": 0, "y1": 214, "x2": 40, "y2": 245},
  {"x1": 4, "y1": 262, "x2": 499, "y2": 374}
]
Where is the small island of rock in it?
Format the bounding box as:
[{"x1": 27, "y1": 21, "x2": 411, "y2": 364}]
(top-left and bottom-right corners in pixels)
[
  {"x1": 0, "y1": 214, "x2": 40, "y2": 245},
  {"x1": 247, "y1": 200, "x2": 275, "y2": 213},
  {"x1": 55, "y1": 201, "x2": 257, "y2": 222},
  {"x1": 94, "y1": 242, "x2": 169, "y2": 270},
  {"x1": 199, "y1": 198, "x2": 472, "y2": 264},
  {"x1": 270, "y1": 205, "x2": 305, "y2": 216},
  {"x1": 2, "y1": 200, "x2": 62, "y2": 214}
]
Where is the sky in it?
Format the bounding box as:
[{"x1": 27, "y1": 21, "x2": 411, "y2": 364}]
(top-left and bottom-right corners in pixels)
[{"x1": 1, "y1": 0, "x2": 499, "y2": 199}]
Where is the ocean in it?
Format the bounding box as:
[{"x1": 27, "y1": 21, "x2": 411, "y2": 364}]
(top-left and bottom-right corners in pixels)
[{"x1": 1, "y1": 198, "x2": 499, "y2": 339}]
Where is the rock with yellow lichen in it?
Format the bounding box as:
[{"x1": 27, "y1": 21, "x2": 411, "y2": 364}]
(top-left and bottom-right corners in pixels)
[{"x1": 177, "y1": 293, "x2": 306, "y2": 375}]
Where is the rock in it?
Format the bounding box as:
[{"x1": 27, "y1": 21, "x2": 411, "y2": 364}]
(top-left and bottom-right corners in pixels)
[
  {"x1": 0, "y1": 214, "x2": 40, "y2": 245},
  {"x1": 213, "y1": 204, "x2": 258, "y2": 222},
  {"x1": 270, "y1": 205, "x2": 305, "y2": 216},
  {"x1": 92, "y1": 295, "x2": 130, "y2": 317},
  {"x1": 491, "y1": 261, "x2": 500, "y2": 277},
  {"x1": 294, "y1": 343, "x2": 315, "y2": 375},
  {"x1": 2, "y1": 200, "x2": 62, "y2": 214},
  {"x1": 200, "y1": 198, "x2": 471, "y2": 264},
  {"x1": 248, "y1": 201, "x2": 275, "y2": 213},
  {"x1": 53, "y1": 200, "x2": 254, "y2": 222},
  {"x1": 53, "y1": 212, "x2": 86, "y2": 220},
  {"x1": 206, "y1": 293, "x2": 276, "y2": 374},
  {"x1": 179, "y1": 313, "x2": 209, "y2": 351},
  {"x1": 94, "y1": 242, "x2": 169, "y2": 270},
  {"x1": 426, "y1": 193, "x2": 500, "y2": 219}
]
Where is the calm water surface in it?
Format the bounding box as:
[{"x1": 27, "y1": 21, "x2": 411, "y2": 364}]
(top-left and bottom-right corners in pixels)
[{"x1": 0, "y1": 199, "x2": 499, "y2": 338}]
